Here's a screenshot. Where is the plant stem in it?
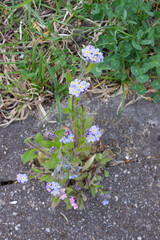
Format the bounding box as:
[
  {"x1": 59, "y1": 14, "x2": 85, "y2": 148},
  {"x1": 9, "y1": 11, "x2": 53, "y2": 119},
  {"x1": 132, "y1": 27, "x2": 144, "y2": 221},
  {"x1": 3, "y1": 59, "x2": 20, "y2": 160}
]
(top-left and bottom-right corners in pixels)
[
  {"x1": 78, "y1": 62, "x2": 90, "y2": 80},
  {"x1": 81, "y1": 104, "x2": 84, "y2": 137},
  {"x1": 27, "y1": 141, "x2": 51, "y2": 158},
  {"x1": 72, "y1": 96, "x2": 77, "y2": 148}
]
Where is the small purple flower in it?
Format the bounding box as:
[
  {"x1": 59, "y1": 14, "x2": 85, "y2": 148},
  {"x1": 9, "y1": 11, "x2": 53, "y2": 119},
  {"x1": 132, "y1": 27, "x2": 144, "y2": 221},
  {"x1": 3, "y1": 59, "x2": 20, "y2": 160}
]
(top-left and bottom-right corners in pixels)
[
  {"x1": 51, "y1": 181, "x2": 61, "y2": 189},
  {"x1": 63, "y1": 164, "x2": 69, "y2": 170},
  {"x1": 59, "y1": 131, "x2": 74, "y2": 144},
  {"x1": 51, "y1": 189, "x2": 60, "y2": 196},
  {"x1": 16, "y1": 173, "x2": 28, "y2": 184},
  {"x1": 50, "y1": 146, "x2": 55, "y2": 152},
  {"x1": 102, "y1": 199, "x2": 109, "y2": 205},
  {"x1": 86, "y1": 125, "x2": 102, "y2": 143},
  {"x1": 49, "y1": 132, "x2": 54, "y2": 140},
  {"x1": 69, "y1": 79, "x2": 90, "y2": 98},
  {"x1": 60, "y1": 193, "x2": 67, "y2": 200},
  {"x1": 75, "y1": 184, "x2": 80, "y2": 191}
]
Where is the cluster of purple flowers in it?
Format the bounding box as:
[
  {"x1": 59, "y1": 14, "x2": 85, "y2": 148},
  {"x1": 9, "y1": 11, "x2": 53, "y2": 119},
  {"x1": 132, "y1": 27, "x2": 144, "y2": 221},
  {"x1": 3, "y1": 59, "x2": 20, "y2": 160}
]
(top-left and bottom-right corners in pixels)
[
  {"x1": 46, "y1": 181, "x2": 61, "y2": 196},
  {"x1": 59, "y1": 129, "x2": 74, "y2": 144},
  {"x1": 100, "y1": 193, "x2": 111, "y2": 206},
  {"x1": 69, "y1": 196, "x2": 78, "y2": 209},
  {"x1": 69, "y1": 79, "x2": 90, "y2": 98},
  {"x1": 16, "y1": 173, "x2": 28, "y2": 184},
  {"x1": 82, "y1": 45, "x2": 104, "y2": 63},
  {"x1": 46, "y1": 182, "x2": 67, "y2": 200},
  {"x1": 86, "y1": 125, "x2": 102, "y2": 143}
]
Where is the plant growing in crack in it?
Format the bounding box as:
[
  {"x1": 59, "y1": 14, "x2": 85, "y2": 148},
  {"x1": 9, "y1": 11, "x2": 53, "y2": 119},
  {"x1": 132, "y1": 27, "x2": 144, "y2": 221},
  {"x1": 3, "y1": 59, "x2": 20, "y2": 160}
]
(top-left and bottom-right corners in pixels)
[{"x1": 18, "y1": 45, "x2": 113, "y2": 210}]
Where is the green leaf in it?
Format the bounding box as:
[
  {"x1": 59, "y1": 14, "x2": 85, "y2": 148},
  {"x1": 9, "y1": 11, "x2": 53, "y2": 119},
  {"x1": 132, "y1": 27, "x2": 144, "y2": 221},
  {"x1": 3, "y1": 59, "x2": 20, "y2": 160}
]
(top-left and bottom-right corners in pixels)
[
  {"x1": 100, "y1": 157, "x2": 112, "y2": 165},
  {"x1": 137, "y1": 85, "x2": 146, "y2": 95},
  {"x1": 86, "y1": 63, "x2": 97, "y2": 74},
  {"x1": 82, "y1": 154, "x2": 95, "y2": 172},
  {"x1": 78, "y1": 197, "x2": 84, "y2": 210},
  {"x1": 35, "y1": 133, "x2": 43, "y2": 144},
  {"x1": 111, "y1": 60, "x2": 120, "y2": 70},
  {"x1": 123, "y1": 9, "x2": 127, "y2": 21},
  {"x1": 91, "y1": 65, "x2": 102, "y2": 76},
  {"x1": 90, "y1": 186, "x2": 96, "y2": 197},
  {"x1": 132, "y1": 39, "x2": 142, "y2": 50},
  {"x1": 131, "y1": 66, "x2": 140, "y2": 76},
  {"x1": 95, "y1": 153, "x2": 102, "y2": 161},
  {"x1": 24, "y1": 138, "x2": 31, "y2": 144},
  {"x1": 46, "y1": 156, "x2": 60, "y2": 169},
  {"x1": 51, "y1": 196, "x2": 60, "y2": 209},
  {"x1": 32, "y1": 168, "x2": 44, "y2": 173},
  {"x1": 137, "y1": 30, "x2": 144, "y2": 40},
  {"x1": 40, "y1": 175, "x2": 52, "y2": 182},
  {"x1": 153, "y1": 91, "x2": 160, "y2": 103},
  {"x1": 104, "y1": 170, "x2": 109, "y2": 178},
  {"x1": 21, "y1": 149, "x2": 38, "y2": 164},
  {"x1": 40, "y1": 140, "x2": 54, "y2": 148},
  {"x1": 140, "y1": 40, "x2": 151, "y2": 45},
  {"x1": 65, "y1": 142, "x2": 74, "y2": 149},
  {"x1": 63, "y1": 108, "x2": 69, "y2": 114},
  {"x1": 66, "y1": 72, "x2": 73, "y2": 85},
  {"x1": 151, "y1": 80, "x2": 160, "y2": 89},
  {"x1": 136, "y1": 75, "x2": 149, "y2": 83}
]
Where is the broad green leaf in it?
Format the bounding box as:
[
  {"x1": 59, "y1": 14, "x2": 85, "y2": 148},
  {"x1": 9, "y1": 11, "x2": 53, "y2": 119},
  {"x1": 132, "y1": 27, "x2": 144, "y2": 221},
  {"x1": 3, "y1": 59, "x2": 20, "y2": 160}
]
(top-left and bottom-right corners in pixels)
[
  {"x1": 91, "y1": 65, "x2": 102, "y2": 76},
  {"x1": 82, "y1": 154, "x2": 95, "y2": 172},
  {"x1": 140, "y1": 40, "x2": 151, "y2": 45},
  {"x1": 95, "y1": 153, "x2": 102, "y2": 161},
  {"x1": 21, "y1": 149, "x2": 38, "y2": 164},
  {"x1": 40, "y1": 140, "x2": 54, "y2": 148},
  {"x1": 111, "y1": 60, "x2": 120, "y2": 70},
  {"x1": 104, "y1": 170, "x2": 109, "y2": 178},
  {"x1": 137, "y1": 75, "x2": 149, "y2": 83},
  {"x1": 32, "y1": 168, "x2": 44, "y2": 173},
  {"x1": 46, "y1": 156, "x2": 59, "y2": 169},
  {"x1": 131, "y1": 66, "x2": 140, "y2": 76},
  {"x1": 137, "y1": 30, "x2": 144, "y2": 40},
  {"x1": 132, "y1": 39, "x2": 142, "y2": 50},
  {"x1": 35, "y1": 133, "x2": 43, "y2": 144},
  {"x1": 78, "y1": 197, "x2": 84, "y2": 210},
  {"x1": 151, "y1": 80, "x2": 160, "y2": 89},
  {"x1": 40, "y1": 175, "x2": 52, "y2": 182},
  {"x1": 137, "y1": 85, "x2": 146, "y2": 95}
]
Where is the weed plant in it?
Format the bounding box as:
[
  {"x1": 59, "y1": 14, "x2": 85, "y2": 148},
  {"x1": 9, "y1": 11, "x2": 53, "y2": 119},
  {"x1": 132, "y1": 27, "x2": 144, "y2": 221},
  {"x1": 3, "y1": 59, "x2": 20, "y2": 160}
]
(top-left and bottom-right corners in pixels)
[{"x1": 18, "y1": 45, "x2": 113, "y2": 210}]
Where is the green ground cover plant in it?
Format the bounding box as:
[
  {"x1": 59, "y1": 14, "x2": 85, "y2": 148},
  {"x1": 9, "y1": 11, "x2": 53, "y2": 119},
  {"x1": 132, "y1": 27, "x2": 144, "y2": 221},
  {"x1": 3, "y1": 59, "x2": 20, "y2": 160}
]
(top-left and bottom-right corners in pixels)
[{"x1": 0, "y1": 0, "x2": 160, "y2": 127}]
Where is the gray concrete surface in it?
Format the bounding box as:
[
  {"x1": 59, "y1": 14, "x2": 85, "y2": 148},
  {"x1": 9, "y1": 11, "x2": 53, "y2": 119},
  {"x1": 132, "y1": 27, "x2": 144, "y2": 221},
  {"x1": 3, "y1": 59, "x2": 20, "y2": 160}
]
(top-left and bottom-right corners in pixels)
[{"x1": 0, "y1": 96, "x2": 160, "y2": 240}]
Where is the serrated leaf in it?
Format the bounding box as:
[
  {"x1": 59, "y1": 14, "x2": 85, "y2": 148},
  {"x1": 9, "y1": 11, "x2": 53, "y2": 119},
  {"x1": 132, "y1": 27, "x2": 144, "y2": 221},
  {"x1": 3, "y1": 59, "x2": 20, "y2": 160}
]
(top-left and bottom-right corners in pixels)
[
  {"x1": 21, "y1": 149, "x2": 38, "y2": 164},
  {"x1": 35, "y1": 133, "x2": 43, "y2": 144},
  {"x1": 82, "y1": 154, "x2": 95, "y2": 172},
  {"x1": 151, "y1": 79, "x2": 160, "y2": 89},
  {"x1": 132, "y1": 39, "x2": 142, "y2": 50},
  {"x1": 137, "y1": 75, "x2": 149, "y2": 83}
]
